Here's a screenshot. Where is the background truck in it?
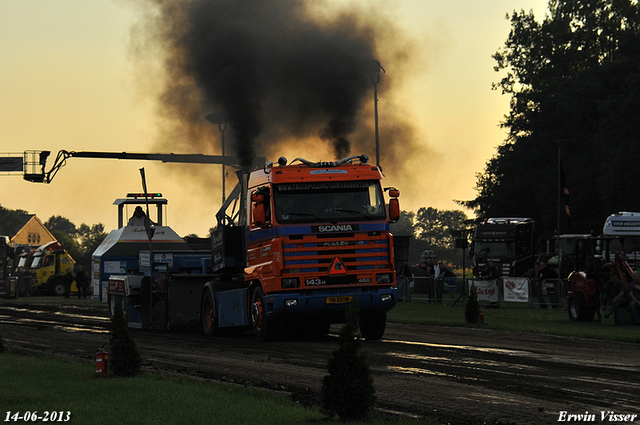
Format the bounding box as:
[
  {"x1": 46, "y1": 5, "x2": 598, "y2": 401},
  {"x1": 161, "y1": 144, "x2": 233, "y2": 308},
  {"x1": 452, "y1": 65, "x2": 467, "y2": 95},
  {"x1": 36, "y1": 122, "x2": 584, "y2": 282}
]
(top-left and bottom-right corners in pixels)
[
  {"x1": 602, "y1": 212, "x2": 640, "y2": 268},
  {"x1": 16, "y1": 241, "x2": 76, "y2": 296},
  {"x1": 471, "y1": 217, "x2": 535, "y2": 278},
  {"x1": 0, "y1": 236, "x2": 18, "y2": 299}
]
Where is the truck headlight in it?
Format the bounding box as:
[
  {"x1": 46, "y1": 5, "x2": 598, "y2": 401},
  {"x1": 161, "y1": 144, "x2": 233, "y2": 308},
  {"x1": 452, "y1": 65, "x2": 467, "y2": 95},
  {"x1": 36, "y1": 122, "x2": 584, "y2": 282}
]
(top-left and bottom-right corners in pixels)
[
  {"x1": 376, "y1": 273, "x2": 393, "y2": 284},
  {"x1": 285, "y1": 299, "x2": 298, "y2": 307},
  {"x1": 282, "y1": 277, "x2": 299, "y2": 288},
  {"x1": 380, "y1": 293, "x2": 393, "y2": 302}
]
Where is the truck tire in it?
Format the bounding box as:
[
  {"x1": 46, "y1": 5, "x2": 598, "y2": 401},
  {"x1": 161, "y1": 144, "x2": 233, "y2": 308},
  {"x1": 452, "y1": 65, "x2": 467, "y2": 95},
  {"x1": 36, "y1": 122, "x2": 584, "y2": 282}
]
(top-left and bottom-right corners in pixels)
[
  {"x1": 359, "y1": 311, "x2": 387, "y2": 340},
  {"x1": 50, "y1": 279, "x2": 66, "y2": 297},
  {"x1": 567, "y1": 292, "x2": 593, "y2": 321},
  {"x1": 250, "y1": 287, "x2": 273, "y2": 342},
  {"x1": 201, "y1": 289, "x2": 218, "y2": 336}
]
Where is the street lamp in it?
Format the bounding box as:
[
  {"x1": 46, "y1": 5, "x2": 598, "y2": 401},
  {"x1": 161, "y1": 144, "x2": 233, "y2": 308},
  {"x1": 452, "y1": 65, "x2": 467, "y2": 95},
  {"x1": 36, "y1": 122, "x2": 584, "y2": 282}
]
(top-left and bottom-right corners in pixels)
[
  {"x1": 205, "y1": 113, "x2": 228, "y2": 204},
  {"x1": 368, "y1": 60, "x2": 385, "y2": 168}
]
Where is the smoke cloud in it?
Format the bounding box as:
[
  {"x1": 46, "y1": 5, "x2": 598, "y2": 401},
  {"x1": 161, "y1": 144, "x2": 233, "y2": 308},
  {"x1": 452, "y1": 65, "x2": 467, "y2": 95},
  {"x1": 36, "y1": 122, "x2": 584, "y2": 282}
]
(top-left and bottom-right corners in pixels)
[
  {"x1": 127, "y1": 0, "x2": 437, "y2": 212},
  {"x1": 131, "y1": 0, "x2": 419, "y2": 162}
]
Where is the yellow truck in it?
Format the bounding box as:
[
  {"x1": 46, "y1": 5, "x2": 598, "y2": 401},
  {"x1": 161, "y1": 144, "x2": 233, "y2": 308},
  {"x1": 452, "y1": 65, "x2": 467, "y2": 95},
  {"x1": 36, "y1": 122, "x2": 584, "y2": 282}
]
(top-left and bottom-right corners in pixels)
[{"x1": 18, "y1": 241, "x2": 75, "y2": 296}]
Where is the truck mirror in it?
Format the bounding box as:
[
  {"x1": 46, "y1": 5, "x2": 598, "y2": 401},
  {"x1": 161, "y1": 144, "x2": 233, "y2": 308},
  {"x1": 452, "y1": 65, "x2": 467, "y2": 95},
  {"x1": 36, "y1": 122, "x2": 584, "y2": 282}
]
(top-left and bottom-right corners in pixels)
[
  {"x1": 389, "y1": 199, "x2": 400, "y2": 223},
  {"x1": 251, "y1": 193, "x2": 265, "y2": 203},
  {"x1": 388, "y1": 189, "x2": 400, "y2": 198}
]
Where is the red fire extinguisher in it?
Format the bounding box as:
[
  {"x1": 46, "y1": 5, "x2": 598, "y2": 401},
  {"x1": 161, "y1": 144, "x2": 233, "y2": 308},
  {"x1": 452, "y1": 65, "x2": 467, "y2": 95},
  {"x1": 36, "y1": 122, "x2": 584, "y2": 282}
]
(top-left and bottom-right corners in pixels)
[{"x1": 96, "y1": 343, "x2": 108, "y2": 375}]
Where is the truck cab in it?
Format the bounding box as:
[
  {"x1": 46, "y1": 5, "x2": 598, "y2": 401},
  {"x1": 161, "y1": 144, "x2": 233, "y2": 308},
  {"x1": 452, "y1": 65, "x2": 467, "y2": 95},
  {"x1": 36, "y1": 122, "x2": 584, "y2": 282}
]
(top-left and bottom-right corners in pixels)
[{"x1": 27, "y1": 242, "x2": 75, "y2": 296}]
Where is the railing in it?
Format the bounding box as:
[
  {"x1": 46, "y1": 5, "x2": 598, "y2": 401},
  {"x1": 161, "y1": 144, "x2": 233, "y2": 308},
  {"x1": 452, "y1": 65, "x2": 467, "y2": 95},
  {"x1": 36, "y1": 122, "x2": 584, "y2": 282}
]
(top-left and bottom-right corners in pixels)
[{"x1": 399, "y1": 275, "x2": 568, "y2": 308}]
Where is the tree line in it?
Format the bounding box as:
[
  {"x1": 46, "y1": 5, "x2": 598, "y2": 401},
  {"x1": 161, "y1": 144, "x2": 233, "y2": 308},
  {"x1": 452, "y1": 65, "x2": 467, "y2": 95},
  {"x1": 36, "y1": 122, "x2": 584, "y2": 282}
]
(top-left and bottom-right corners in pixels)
[{"x1": 461, "y1": 0, "x2": 640, "y2": 237}]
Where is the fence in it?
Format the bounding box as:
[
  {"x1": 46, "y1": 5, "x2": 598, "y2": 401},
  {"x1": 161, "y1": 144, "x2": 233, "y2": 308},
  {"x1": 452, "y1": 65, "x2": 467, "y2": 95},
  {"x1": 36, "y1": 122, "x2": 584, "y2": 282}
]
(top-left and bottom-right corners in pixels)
[{"x1": 403, "y1": 275, "x2": 568, "y2": 308}]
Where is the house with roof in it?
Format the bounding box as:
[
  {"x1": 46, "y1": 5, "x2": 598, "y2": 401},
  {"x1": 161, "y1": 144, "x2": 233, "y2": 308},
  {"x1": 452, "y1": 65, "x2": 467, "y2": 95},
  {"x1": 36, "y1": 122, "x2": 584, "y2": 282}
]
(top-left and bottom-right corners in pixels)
[{"x1": 10, "y1": 215, "x2": 57, "y2": 247}]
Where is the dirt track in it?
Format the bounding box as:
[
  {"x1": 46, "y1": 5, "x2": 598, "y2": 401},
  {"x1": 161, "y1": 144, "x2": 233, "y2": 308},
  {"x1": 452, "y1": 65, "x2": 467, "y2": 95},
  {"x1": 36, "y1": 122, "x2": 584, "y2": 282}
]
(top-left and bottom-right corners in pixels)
[{"x1": 1, "y1": 299, "x2": 640, "y2": 425}]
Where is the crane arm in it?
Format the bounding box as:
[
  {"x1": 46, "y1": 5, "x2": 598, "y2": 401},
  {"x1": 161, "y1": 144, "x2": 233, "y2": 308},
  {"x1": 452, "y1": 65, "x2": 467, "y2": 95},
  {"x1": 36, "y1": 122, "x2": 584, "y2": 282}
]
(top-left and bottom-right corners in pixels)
[{"x1": 23, "y1": 150, "x2": 261, "y2": 183}]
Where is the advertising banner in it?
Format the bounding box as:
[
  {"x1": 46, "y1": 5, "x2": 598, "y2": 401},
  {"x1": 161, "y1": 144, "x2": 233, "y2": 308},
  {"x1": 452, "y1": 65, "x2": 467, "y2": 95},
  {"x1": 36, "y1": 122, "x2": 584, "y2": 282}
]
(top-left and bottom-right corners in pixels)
[
  {"x1": 503, "y1": 277, "x2": 529, "y2": 302},
  {"x1": 471, "y1": 279, "x2": 499, "y2": 303}
]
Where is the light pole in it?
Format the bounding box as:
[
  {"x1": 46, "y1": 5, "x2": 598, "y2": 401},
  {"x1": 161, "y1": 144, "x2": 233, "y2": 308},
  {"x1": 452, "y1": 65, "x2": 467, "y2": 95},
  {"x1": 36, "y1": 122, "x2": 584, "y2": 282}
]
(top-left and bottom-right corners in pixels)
[
  {"x1": 205, "y1": 113, "x2": 228, "y2": 204},
  {"x1": 369, "y1": 60, "x2": 385, "y2": 168}
]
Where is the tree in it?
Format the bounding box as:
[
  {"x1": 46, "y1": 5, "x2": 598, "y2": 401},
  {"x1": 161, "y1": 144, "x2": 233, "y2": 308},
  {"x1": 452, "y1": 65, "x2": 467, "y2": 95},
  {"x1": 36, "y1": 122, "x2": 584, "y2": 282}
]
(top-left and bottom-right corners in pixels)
[
  {"x1": 413, "y1": 207, "x2": 470, "y2": 265},
  {"x1": 465, "y1": 283, "x2": 481, "y2": 324},
  {"x1": 0, "y1": 205, "x2": 30, "y2": 238},
  {"x1": 109, "y1": 301, "x2": 142, "y2": 377},
  {"x1": 465, "y1": 0, "x2": 640, "y2": 236},
  {"x1": 76, "y1": 223, "x2": 107, "y2": 266},
  {"x1": 320, "y1": 299, "x2": 375, "y2": 421},
  {"x1": 45, "y1": 216, "x2": 79, "y2": 257}
]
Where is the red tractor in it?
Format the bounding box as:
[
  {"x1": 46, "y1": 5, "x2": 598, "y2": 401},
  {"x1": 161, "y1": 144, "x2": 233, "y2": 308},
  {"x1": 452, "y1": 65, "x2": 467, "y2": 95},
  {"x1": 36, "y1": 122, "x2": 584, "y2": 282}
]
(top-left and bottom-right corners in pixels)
[{"x1": 567, "y1": 239, "x2": 632, "y2": 321}]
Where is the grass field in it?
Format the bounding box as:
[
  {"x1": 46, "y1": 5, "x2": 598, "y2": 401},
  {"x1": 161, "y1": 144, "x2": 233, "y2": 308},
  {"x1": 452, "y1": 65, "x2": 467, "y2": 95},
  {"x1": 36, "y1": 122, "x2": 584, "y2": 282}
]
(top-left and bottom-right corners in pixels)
[
  {"x1": 0, "y1": 352, "x2": 437, "y2": 425},
  {"x1": 388, "y1": 297, "x2": 640, "y2": 343}
]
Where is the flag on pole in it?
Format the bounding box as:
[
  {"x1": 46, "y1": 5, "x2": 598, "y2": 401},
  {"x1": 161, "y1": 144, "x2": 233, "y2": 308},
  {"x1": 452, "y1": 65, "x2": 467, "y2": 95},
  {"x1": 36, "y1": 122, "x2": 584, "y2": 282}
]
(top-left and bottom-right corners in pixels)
[{"x1": 559, "y1": 161, "x2": 571, "y2": 232}]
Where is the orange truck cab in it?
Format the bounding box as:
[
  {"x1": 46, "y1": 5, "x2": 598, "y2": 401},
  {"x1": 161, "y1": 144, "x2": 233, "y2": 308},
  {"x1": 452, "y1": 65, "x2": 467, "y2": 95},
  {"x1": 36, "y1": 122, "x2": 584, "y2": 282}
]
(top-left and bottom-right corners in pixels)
[{"x1": 240, "y1": 154, "x2": 399, "y2": 340}]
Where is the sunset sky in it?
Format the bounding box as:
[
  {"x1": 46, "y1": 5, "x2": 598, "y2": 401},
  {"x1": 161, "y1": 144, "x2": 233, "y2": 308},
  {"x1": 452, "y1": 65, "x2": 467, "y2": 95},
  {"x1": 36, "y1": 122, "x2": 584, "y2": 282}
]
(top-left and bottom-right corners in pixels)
[{"x1": 1, "y1": 0, "x2": 548, "y2": 237}]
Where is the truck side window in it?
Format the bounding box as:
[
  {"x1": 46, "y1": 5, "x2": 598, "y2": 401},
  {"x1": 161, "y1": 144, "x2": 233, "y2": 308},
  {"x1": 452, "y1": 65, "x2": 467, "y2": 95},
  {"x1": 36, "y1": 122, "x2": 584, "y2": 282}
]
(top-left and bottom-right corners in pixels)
[
  {"x1": 43, "y1": 255, "x2": 54, "y2": 267},
  {"x1": 251, "y1": 187, "x2": 271, "y2": 228}
]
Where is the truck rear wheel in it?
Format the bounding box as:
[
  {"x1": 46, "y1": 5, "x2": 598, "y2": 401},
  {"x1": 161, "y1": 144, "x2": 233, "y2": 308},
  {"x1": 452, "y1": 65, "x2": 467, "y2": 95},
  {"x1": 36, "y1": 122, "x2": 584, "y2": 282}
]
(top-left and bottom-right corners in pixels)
[
  {"x1": 250, "y1": 287, "x2": 273, "y2": 342},
  {"x1": 201, "y1": 289, "x2": 218, "y2": 336},
  {"x1": 359, "y1": 311, "x2": 387, "y2": 340}
]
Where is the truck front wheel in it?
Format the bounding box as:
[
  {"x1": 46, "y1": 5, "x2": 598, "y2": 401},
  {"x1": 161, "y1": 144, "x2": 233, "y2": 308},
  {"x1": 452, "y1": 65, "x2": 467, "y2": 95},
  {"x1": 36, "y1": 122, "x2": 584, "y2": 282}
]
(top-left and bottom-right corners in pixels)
[
  {"x1": 359, "y1": 311, "x2": 387, "y2": 340},
  {"x1": 50, "y1": 279, "x2": 66, "y2": 297},
  {"x1": 250, "y1": 287, "x2": 273, "y2": 342}
]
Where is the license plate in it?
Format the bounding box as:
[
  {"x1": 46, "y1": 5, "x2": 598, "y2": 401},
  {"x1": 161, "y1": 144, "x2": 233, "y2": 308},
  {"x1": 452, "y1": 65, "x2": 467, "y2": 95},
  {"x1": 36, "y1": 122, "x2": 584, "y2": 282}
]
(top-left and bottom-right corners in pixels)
[{"x1": 326, "y1": 296, "x2": 352, "y2": 304}]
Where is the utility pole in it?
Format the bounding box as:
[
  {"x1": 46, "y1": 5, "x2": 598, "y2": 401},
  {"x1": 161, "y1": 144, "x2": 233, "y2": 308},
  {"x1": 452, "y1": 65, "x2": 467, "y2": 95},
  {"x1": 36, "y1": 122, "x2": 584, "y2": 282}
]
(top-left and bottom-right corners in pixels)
[{"x1": 369, "y1": 60, "x2": 385, "y2": 168}]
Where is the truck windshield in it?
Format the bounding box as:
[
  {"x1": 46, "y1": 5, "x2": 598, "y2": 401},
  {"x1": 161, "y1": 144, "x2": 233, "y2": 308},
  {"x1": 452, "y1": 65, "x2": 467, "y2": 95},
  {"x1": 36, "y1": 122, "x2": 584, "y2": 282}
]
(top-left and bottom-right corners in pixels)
[
  {"x1": 30, "y1": 254, "x2": 43, "y2": 269},
  {"x1": 475, "y1": 242, "x2": 514, "y2": 258},
  {"x1": 273, "y1": 180, "x2": 386, "y2": 224},
  {"x1": 17, "y1": 256, "x2": 28, "y2": 268}
]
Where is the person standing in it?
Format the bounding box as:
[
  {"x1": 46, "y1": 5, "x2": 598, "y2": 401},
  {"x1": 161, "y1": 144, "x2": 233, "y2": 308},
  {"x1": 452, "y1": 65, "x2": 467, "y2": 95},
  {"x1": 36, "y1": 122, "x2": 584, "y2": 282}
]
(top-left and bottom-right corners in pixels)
[
  {"x1": 433, "y1": 257, "x2": 443, "y2": 303},
  {"x1": 603, "y1": 271, "x2": 627, "y2": 325},
  {"x1": 63, "y1": 271, "x2": 72, "y2": 299},
  {"x1": 629, "y1": 271, "x2": 640, "y2": 325},
  {"x1": 75, "y1": 264, "x2": 87, "y2": 299},
  {"x1": 534, "y1": 261, "x2": 547, "y2": 308}
]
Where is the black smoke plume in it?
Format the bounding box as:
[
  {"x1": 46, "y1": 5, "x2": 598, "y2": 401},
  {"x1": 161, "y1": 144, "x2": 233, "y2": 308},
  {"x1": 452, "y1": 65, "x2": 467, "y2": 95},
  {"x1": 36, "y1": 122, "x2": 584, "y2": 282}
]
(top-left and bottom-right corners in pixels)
[{"x1": 135, "y1": 0, "x2": 389, "y2": 168}]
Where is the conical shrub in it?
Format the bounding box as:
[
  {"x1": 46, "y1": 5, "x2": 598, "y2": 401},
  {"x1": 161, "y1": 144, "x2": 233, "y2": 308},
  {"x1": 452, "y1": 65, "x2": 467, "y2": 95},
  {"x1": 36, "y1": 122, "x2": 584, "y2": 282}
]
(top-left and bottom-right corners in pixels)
[
  {"x1": 109, "y1": 301, "x2": 142, "y2": 377},
  {"x1": 465, "y1": 282, "x2": 481, "y2": 324},
  {"x1": 320, "y1": 299, "x2": 376, "y2": 420}
]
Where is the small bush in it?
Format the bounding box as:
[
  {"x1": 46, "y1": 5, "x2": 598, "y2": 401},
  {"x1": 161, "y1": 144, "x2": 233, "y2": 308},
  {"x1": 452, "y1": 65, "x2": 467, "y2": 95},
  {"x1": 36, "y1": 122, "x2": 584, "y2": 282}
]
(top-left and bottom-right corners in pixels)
[
  {"x1": 109, "y1": 301, "x2": 142, "y2": 376},
  {"x1": 320, "y1": 299, "x2": 376, "y2": 421},
  {"x1": 465, "y1": 283, "x2": 481, "y2": 324}
]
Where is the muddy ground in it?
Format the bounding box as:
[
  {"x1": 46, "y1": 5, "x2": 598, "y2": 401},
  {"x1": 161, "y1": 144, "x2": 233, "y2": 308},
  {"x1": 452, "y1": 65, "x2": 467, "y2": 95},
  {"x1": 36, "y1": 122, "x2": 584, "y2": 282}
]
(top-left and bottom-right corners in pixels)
[{"x1": 1, "y1": 299, "x2": 640, "y2": 425}]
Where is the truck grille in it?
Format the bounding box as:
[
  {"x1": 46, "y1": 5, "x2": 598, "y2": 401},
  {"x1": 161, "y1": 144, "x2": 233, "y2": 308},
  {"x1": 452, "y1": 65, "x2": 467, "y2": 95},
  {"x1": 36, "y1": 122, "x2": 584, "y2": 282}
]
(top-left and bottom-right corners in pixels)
[{"x1": 282, "y1": 232, "x2": 390, "y2": 274}]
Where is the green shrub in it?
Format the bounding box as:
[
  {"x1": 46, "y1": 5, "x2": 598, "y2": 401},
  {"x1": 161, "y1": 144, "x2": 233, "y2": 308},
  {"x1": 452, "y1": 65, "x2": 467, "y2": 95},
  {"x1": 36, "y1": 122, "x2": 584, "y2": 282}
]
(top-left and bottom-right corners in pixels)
[
  {"x1": 320, "y1": 299, "x2": 376, "y2": 421},
  {"x1": 465, "y1": 283, "x2": 481, "y2": 324},
  {"x1": 109, "y1": 301, "x2": 142, "y2": 377}
]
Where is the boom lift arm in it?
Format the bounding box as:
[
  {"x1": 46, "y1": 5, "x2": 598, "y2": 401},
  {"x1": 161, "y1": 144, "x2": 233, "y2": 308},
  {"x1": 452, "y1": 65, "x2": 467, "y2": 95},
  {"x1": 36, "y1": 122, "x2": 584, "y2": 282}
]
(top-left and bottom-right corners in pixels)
[
  {"x1": 22, "y1": 150, "x2": 265, "y2": 227},
  {"x1": 23, "y1": 150, "x2": 248, "y2": 184}
]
